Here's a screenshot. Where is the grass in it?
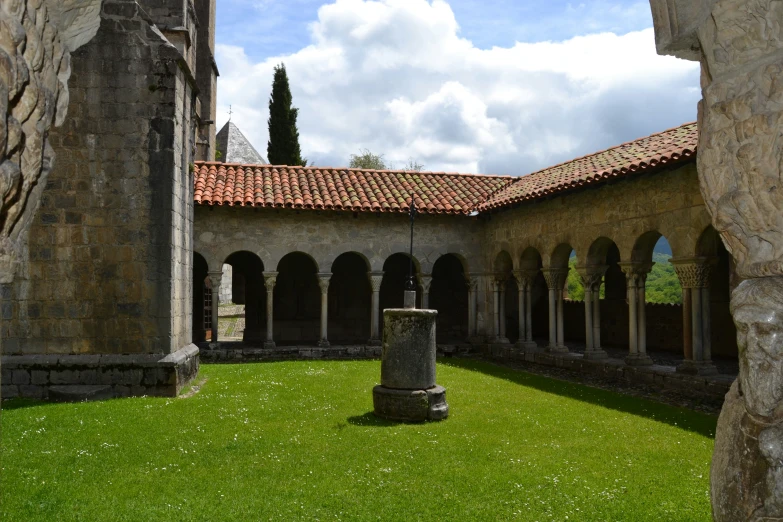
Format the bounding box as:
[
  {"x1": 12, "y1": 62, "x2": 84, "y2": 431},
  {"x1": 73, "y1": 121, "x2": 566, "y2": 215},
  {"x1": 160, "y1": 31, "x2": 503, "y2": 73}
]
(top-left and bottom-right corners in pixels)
[{"x1": 1, "y1": 359, "x2": 716, "y2": 521}]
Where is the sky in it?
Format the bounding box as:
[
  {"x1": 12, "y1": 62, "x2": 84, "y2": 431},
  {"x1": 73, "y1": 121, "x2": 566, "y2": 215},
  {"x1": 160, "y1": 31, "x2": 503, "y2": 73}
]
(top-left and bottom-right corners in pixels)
[{"x1": 214, "y1": 0, "x2": 700, "y2": 176}]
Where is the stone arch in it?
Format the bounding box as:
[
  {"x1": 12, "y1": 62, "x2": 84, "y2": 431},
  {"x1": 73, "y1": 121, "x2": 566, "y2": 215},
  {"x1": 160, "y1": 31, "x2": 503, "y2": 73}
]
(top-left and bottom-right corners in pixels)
[
  {"x1": 193, "y1": 251, "x2": 210, "y2": 343},
  {"x1": 550, "y1": 242, "x2": 574, "y2": 269},
  {"x1": 224, "y1": 251, "x2": 266, "y2": 342},
  {"x1": 328, "y1": 252, "x2": 371, "y2": 343},
  {"x1": 696, "y1": 225, "x2": 738, "y2": 359},
  {"x1": 380, "y1": 253, "x2": 421, "y2": 331},
  {"x1": 519, "y1": 247, "x2": 548, "y2": 342},
  {"x1": 430, "y1": 253, "x2": 468, "y2": 343},
  {"x1": 275, "y1": 252, "x2": 321, "y2": 345}
]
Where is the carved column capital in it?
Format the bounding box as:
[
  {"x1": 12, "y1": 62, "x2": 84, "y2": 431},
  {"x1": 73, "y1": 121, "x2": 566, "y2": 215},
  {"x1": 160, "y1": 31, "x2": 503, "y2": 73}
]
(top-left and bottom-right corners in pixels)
[
  {"x1": 368, "y1": 271, "x2": 384, "y2": 292},
  {"x1": 541, "y1": 267, "x2": 568, "y2": 290},
  {"x1": 317, "y1": 272, "x2": 332, "y2": 294},
  {"x1": 417, "y1": 274, "x2": 433, "y2": 293},
  {"x1": 671, "y1": 257, "x2": 715, "y2": 289},
  {"x1": 208, "y1": 270, "x2": 223, "y2": 286},
  {"x1": 465, "y1": 274, "x2": 479, "y2": 291},
  {"x1": 619, "y1": 262, "x2": 653, "y2": 288},
  {"x1": 576, "y1": 265, "x2": 607, "y2": 291},
  {"x1": 263, "y1": 271, "x2": 278, "y2": 290},
  {"x1": 513, "y1": 269, "x2": 538, "y2": 289}
]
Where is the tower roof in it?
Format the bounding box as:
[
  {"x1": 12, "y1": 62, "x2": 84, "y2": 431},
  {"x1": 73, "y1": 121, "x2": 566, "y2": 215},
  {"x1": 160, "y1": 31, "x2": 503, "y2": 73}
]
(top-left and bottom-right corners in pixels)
[{"x1": 215, "y1": 121, "x2": 267, "y2": 164}]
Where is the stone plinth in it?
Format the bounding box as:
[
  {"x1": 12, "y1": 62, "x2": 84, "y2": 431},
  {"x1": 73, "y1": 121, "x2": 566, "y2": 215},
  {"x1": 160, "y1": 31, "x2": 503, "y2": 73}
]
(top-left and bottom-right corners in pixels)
[{"x1": 374, "y1": 308, "x2": 449, "y2": 422}]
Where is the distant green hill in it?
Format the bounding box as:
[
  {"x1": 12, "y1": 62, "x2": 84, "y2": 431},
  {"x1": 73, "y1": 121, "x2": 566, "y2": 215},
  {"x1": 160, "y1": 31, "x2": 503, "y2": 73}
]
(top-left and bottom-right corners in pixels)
[{"x1": 566, "y1": 253, "x2": 681, "y2": 304}]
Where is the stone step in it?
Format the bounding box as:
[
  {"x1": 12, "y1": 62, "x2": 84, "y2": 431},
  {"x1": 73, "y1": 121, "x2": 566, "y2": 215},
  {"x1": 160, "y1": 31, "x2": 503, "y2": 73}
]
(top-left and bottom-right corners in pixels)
[{"x1": 48, "y1": 385, "x2": 113, "y2": 402}]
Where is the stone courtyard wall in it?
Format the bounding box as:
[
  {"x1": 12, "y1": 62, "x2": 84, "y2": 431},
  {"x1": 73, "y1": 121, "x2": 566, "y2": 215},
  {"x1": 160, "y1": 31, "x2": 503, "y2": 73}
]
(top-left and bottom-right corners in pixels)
[{"x1": 1, "y1": 1, "x2": 202, "y2": 398}]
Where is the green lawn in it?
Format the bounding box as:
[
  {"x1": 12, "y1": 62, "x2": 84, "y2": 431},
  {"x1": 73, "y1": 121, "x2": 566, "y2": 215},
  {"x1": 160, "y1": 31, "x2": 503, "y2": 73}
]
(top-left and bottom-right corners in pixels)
[{"x1": 1, "y1": 360, "x2": 716, "y2": 521}]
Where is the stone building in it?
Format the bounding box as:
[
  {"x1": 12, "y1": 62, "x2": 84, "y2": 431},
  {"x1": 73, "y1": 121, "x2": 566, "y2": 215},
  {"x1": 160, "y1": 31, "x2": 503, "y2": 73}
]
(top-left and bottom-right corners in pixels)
[
  {"x1": 190, "y1": 121, "x2": 737, "y2": 396},
  {"x1": 1, "y1": 0, "x2": 218, "y2": 399},
  {"x1": 0, "y1": 2, "x2": 738, "y2": 404}
]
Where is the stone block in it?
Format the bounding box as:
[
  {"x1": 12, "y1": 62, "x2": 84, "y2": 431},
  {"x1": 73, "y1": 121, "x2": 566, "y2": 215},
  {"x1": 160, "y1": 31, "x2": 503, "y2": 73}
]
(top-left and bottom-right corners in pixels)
[
  {"x1": 19, "y1": 385, "x2": 45, "y2": 399},
  {"x1": 31, "y1": 370, "x2": 49, "y2": 385},
  {"x1": 12, "y1": 369, "x2": 30, "y2": 385},
  {"x1": 381, "y1": 309, "x2": 437, "y2": 390},
  {"x1": 51, "y1": 370, "x2": 80, "y2": 385},
  {"x1": 1, "y1": 385, "x2": 20, "y2": 399}
]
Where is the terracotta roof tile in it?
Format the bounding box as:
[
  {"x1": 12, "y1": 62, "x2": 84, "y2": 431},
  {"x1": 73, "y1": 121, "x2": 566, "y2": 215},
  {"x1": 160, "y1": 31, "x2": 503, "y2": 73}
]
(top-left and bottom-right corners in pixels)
[
  {"x1": 193, "y1": 164, "x2": 514, "y2": 215},
  {"x1": 478, "y1": 122, "x2": 698, "y2": 211},
  {"x1": 193, "y1": 122, "x2": 698, "y2": 214}
]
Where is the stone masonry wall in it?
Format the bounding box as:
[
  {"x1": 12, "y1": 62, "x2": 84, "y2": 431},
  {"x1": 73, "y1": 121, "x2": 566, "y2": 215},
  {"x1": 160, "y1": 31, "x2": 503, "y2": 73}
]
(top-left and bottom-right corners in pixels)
[{"x1": 3, "y1": 1, "x2": 197, "y2": 357}]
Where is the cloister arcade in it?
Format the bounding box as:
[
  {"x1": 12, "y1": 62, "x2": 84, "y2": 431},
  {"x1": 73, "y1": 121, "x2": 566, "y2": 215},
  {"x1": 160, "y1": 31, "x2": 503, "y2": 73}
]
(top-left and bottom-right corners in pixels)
[{"x1": 193, "y1": 222, "x2": 737, "y2": 375}]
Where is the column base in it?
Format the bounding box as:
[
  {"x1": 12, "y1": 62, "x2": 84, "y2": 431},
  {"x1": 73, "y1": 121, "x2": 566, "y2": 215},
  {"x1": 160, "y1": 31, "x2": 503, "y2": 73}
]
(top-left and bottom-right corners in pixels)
[
  {"x1": 547, "y1": 344, "x2": 569, "y2": 354},
  {"x1": 373, "y1": 384, "x2": 449, "y2": 422},
  {"x1": 317, "y1": 340, "x2": 330, "y2": 348},
  {"x1": 677, "y1": 359, "x2": 719, "y2": 376},
  {"x1": 367, "y1": 339, "x2": 382, "y2": 346},
  {"x1": 468, "y1": 336, "x2": 485, "y2": 345},
  {"x1": 625, "y1": 354, "x2": 654, "y2": 366},
  {"x1": 515, "y1": 340, "x2": 540, "y2": 352},
  {"x1": 263, "y1": 341, "x2": 276, "y2": 349},
  {"x1": 583, "y1": 349, "x2": 608, "y2": 360},
  {"x1": 492, "y1": 337, "x2": 510, "y2": 344}
]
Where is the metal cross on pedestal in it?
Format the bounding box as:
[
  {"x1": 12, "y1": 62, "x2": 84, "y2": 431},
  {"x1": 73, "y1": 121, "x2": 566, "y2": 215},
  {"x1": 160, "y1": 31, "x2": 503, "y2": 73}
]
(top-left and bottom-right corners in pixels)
[{"x1": 406, "y1": 195, "x2": 417, "y2": 292}]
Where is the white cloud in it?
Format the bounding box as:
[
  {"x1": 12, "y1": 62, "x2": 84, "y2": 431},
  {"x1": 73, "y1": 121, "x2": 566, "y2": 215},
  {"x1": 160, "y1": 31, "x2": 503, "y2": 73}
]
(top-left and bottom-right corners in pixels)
[{"x1": 216, "y1": 0, "x2": 699, "y2": 175}]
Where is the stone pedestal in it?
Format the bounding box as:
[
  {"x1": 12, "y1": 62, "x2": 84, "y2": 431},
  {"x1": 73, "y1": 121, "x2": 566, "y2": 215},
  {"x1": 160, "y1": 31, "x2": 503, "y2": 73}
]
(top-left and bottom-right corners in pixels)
[{"x1": 373, "y1": 308, "x2": 449, "y2": 422}]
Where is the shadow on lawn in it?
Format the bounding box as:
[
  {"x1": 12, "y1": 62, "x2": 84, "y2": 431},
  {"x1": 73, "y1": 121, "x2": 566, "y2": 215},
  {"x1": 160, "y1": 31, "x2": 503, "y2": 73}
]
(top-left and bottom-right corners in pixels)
[
  {"x1": 346, "y1": 411, "x2": 412, "y2": 427},
  {"x1": 440, "y1": 358, "x2": 718, "y2": 439}
]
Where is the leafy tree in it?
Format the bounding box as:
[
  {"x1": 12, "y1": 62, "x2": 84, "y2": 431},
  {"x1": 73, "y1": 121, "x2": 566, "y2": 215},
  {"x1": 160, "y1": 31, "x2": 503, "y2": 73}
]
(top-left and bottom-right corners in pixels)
[
  {"x1": 645, "y1": 252, "x2": 683, "y2": 304},
  {"x1": 267, "y1": 63, "x2": 307, "y2": 166},
  {"x1": 566, "y1": 257, "x2": 585, "y2": 301},
  {"x1": 349, "y1": 149, "x2": 387, "y2": 170},
  {"x1": 401, "y1": 158, "x2": 425, "y2": 171}
]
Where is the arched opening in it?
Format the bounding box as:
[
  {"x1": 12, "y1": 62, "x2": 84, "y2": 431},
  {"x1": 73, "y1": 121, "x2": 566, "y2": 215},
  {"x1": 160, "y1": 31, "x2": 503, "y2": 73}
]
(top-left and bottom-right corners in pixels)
[
  {"x1": 329, "y1": 252, "x2": 371, "y2": 343},
  {"x1": 193, "y1": 252, "x2": 209, "y2": 343},
  {"x1": 275, "y1": 252, "x2": 320, "y2": 345},
  {"x1": 583, "y1": 238, "x2": 627, "y2": 350},
  {"x1": 521, "y1": 248, "x2": 548, "y2": 343},
  {"x1": 380, "y1": 253, "x2": 419, "y2": 332},
  {"x1": 224, "y1": 251, "x2": 265, "y2": 343},
  {"x1": 493, "y1": 251, "x2": 516, "y2": 342},
  {"x1": 697, "y1": 226, "x2": 738, "y2": 371},
  {"x1": 430, "y1": 254, "x2": 468, "y2": 343}
]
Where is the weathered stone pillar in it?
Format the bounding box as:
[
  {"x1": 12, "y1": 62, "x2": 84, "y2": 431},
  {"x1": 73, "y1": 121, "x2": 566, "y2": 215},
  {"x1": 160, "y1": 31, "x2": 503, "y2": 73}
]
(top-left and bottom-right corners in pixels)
[
  {"x1": 208, "y1": 270, "x2": 223, "y2": 343},
  {"x1": 263, "y1": 271, "x2": 278, "y2": 349},
  {"x1": 672, "y1": 258, "x2": 717, "y2": 375},
  {"x1": 542, "y1": 268, "x2": 568, "y2": 353},
  {"x1": 491, "y1": 278, "x2": 502, "y2": 342},
  {"x1": 317, "y1": 273, "x2": 331, "y2": 348},
  {"x1": 577, "y1": 266, "x2": 608, "y2": 359},
  {"x1": 498, "y1": 279, "x2": 509, "y2": 342},
  {"x1": 373, "y1": 308, "x2": 448, "y2": 421},
  {"x1": 620, "y1": 263, "x2": 653, "y2": 366},
  {"x1": 650, "y1": 3, "x2": 783, "y2": 515},
  {"x1": 418, "y1": 274, "x2": 433, "y2": 309},
  {"x1": 466, "y1": 275, "x2": 478, "y2": 342},
  {"x1": 513, "y1": 270, "x2": 538, "y2": 350},
  {"x1": 368, "y1": 271, "x2": 384, "y2": 345}
]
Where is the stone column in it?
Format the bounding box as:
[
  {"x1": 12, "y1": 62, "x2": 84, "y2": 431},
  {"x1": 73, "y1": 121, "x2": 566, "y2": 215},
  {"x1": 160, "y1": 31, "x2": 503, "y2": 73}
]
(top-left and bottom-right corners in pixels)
[
  {"x1": 498, "y1": 279, "x2": 509, "y2": 342},
  {"x1": 491, "y1": 278, "x2": 501, "y2": 342},
  {"x1": 466, "y1": 275, "x2": 478, "y2": 342},
  {"x1": 368, "y1": 271, "x2": 384, "y2": 346},
  {"x1": 619, "y1": 263, "x2": 653, "y2": 366},
  {"x1": 263, "y1": 271, "x2": 278, "y2": 349},
  {"x1": 542, "y1": 268, "x2": 568, "y2": 353},
  {"x1": 513, "y1": 270, "x2": 538, "y2": 350},
  {"x1": 649, "y1": 3, "x2": 783, "y2": 517},
  {"x1": 208, "y1": 270, "x2": 223, "y2": 343},
  {"x1": 317, "y1": 273, "x2": 331, "y2": 348},
  {"x1": 577, "y1": 266, "x2": 608, "y2": 359},
  {"x1": 672, "y1": 258, "x2": 717, "y2": 375},
  {"x1": 418, "y1": 274, "x2": 433, "y2": 309}
]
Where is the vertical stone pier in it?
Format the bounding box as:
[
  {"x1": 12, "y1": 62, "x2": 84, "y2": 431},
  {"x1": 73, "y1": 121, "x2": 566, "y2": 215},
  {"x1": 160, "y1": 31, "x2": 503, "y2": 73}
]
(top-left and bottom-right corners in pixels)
[{"x1": 373, "y1": 292, "x2": 449, "y2": 421}]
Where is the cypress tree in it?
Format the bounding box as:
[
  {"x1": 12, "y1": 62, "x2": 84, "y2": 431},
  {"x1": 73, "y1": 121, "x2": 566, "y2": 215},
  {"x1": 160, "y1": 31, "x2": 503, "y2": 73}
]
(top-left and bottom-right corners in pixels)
[{"x1": 267, "y1": 63, "x2": 307, "y2": 166}]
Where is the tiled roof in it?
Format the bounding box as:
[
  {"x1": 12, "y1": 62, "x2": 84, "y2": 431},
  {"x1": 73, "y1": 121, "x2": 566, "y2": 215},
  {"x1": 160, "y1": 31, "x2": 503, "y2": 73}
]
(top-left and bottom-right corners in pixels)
[
  {"x1": 193, "y1": 122, "x2": 698, "y2": 215},
  {"x1": 193, "y1": 164, "x2": 514, "y2": 214},
  {"x1": 478, "y1": 122, "x2": 698, "y2": 211}
]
